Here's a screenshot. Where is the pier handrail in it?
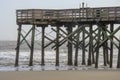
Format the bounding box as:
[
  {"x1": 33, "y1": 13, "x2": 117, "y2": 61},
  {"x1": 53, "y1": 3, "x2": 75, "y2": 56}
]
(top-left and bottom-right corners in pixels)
[{"x1": 16, "y1": 7, "x2": 120, "y2": 25}]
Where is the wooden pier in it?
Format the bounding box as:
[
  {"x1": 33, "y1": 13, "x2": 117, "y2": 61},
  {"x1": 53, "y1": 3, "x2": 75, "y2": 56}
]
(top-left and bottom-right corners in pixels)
[{"x1": 15, "y1": 4, "x2": 120, "y2": 68}]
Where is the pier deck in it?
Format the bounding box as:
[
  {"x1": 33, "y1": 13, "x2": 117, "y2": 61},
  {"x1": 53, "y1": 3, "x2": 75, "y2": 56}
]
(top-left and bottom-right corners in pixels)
[{"x1": 17, "y1": 7, "x2": 120, "y2": 25}]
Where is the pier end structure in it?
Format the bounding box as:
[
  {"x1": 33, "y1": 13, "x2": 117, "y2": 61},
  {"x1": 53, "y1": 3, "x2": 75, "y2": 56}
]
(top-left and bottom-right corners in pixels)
[{"x1": 15, "y1": 6, "x2": 120, "y2": 68}]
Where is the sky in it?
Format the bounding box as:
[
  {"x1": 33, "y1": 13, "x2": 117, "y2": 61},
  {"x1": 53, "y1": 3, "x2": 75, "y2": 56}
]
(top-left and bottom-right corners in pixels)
[{"x1": 0, "y1": 0, "x2": 120, "y2": 41}]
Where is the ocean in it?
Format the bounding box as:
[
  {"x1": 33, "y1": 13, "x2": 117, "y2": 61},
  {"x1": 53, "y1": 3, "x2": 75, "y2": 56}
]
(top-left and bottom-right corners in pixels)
[{"x1": 0, "y1": 41, "x2": 119, "y2": 71}]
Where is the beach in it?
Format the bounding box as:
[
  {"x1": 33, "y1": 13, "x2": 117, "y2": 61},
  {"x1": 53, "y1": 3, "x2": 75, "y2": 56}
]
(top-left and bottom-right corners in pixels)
[
  {"x1": 0, "y1": 41, "x2": 120, "y2": 80},
  {"x1": 0, "y1": 71, "x2": 120, "y2": 80}
]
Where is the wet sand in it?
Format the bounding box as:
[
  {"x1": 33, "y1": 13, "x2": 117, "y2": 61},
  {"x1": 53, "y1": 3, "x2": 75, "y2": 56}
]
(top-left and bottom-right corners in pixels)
[{"x1": 0, "y1": 70, "x2": 119, "y2": 80}]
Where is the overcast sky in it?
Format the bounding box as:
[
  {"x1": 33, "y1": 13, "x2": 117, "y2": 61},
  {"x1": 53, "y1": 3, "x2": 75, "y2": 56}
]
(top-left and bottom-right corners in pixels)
[{"x1": 0, "y1": 0, "x2": 120, "y2": 40}]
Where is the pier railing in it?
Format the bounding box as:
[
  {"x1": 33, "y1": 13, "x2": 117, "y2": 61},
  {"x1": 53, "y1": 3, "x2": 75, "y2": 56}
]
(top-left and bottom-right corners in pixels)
[{"x1": 17, "y1": 7, "x2": 120, "y2": 25}]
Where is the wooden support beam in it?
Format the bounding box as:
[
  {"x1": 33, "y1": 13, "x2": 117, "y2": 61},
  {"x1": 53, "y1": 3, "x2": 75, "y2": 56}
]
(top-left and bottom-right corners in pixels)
[
  {"x1": 74, "y1": 26, "x2": 80, "y2": 66},
  {"x1": 82, "y1": 26, "x2": 86, "y2": 65},
  {"x1": 15, "y1": 25, "x2": 22, "y2": 67},
  {"x1": 59, "y1": 26, "x2": 82, "y2": 46},
  {"x1": 77, "y1": 27, "x2": 97, "y2": 49},
  {"x1": 52, "y1": 28, "x2": 80, "y2": 50},
  {"x1": 98, "y1": 26, "x2": 120, "y2": 47},
  {"x1": 44, "y1": 35, "x2": 60, "y2": 48},
  {"x1": 59, "y1": 27, "x2": 67, "y2": 35},
  {"x1": 20, "y1": 33, "x2": 31, "y2": 49},
  {"x1": 67, "y1": 26, "x2": 73, "y2": 66},
  {"x1": 102, "y1": 27, "x2": 107, "y2": 66},
  {"x1": 93, "y1": 32, "x2": 102, "y2": 41},
  {"x1": 101, "y1": 27, "x2": 119, "y2": 48},
  {"x1": 91, "y1": 28, "x2": 100, "y2": 64},
  {"x1": 88, "y1": 24, "x2": 92, "y2": 66},
  {"x1": 51, "y1": 26, "x2": 83, "y2": 50},
  {"x1": 56, "y1": 26, "x2": 59, "y2": 66},
  {"x1": 101, "y1": 26, "x2": 119, "y2": 49},
  {"x1": 51, "y1": 28, "x2": 74, "y2": 45},
  {"x1": 44, "y1": 35, "x2": 53, "y2": 42},
  {"x1": 16, "y1": 27, "x2": 33, "y2": 49},
  {"x1": 102, "y1": 26, "x2": 119, "y2": 48},
  {"x1": 41, "y1": 27, "x2": 45, "y2": 65},
  {"x1": 105, "y1": 42, "x2": 109, "y2": 65},
  {"x1": 105, "y1": 29, "x2": 120, "y2": 42},
  {"x1": 95, "y1": 26, "x2": 101, "y2": 68},
  {"x1": 92, "y1": 42, "x2": 95, "y2": 64},
  {"x1": 20, "y1": 28, "x2": 32, "y2": 45},
  {"x1": 117, "y1": 39, "x2": 120, "y2": 68},
  {"x1": 44, "y1": 39, "x2": 56, "y2": 48},
  {"x1": 110, "y1": 23, "x2": 114, "y2": 68},
  {"x1": 29, "y1": 25, "x2": 35, "y2": 66},
  {"x1": 78, "y1": 35, "x2": 89, "y2": 45}
]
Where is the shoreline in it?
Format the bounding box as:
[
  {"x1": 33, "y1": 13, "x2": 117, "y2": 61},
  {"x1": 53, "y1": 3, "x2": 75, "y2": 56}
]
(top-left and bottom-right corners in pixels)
[{"x1": 0, "y1": 70, "x2": 120, "y2": 80}]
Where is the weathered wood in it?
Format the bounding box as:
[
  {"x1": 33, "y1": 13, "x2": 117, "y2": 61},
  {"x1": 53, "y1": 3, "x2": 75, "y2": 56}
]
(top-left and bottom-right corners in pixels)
[
  {"x1": 110, "y1": 23, "x2": 113, "y2": 68},
  {"x1": 20, "y1": 33, "x2": 31, "y2": 49},
  {"x1": 105, "y1": 42, "x2": 109, "y2": 65},
  {"x1": 59, "y1": 26, "x2": 82, "y2": 46},
  {"x1": 91, "y1": 27, "x2": 99, "y2": 64},
  {"x1": 56, "y1": 26, "x2": 59, "y2": 66},
  {"x1": 95, "y1": 26, "x2": 101, "y2": 68},
  {"x1": 20, "y1": 28, "x2": 32, "y2": 46},
  {"x1": 15, "y1": 25, "x2": 22, "y2": 67},
  {"x1": 74, "y1": 26, "x2": 80, "y2": 66},
  {"x1": 52, "y1": 26, "x2": 82, "y2": 49},
  {"x1": 117, "y1": 39, "x2": 120, "y2": 68},
  {"x1": 44, "y1": 39, "x2": 56, "y2": 48},
  {"x1": 102, "y1": 27, "x2": 107, "y2": 66},
  {"x1": 41, "y1": 27, "x2": 45, "y2": 65},
  {"x1": 99, "y1": 26, "x2": 120, "y2": 47},
  {"x1": 105, "y1": 29, "x2": 120, "y2": 42},
  {"x1": 29, "y1": 25, "x2": 35, "y2": 66},
  {"x1": 82, "y1": 26, "x2": 86, "y2": 65},
  {"x1": 44, "y1": 35, "x2": 54, "y2": 42},
  {"x1": 51, "y1": 28, "x2": 75, "y2": 45},
  {"x1": 15, "y1": 6, "x2": 120, "y2": 68},
  {"x1": 102, "y1": 26, "x2": 119, "y2": 48},
  {"x1": 44, "y1": 36, "x2": 58, "y2": 48},
  {"x1": 88, "y1": 24, "x2": 92, "y2": 66},
  {"x1": 92, "y1": 43, "x2": 95, "y2": 64},
  {"x1": 17, "y1": 7, "x2": 120, "y2": 26},
  {"x1": 67, "y1": 26, "x2": 73, "y2": 65},
  {"x1": 59, "y1": 28, "x2": 67, "y2": 35},
  {"x1": 53, "y1": 28, "x2": 82, "y2": 50}
]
